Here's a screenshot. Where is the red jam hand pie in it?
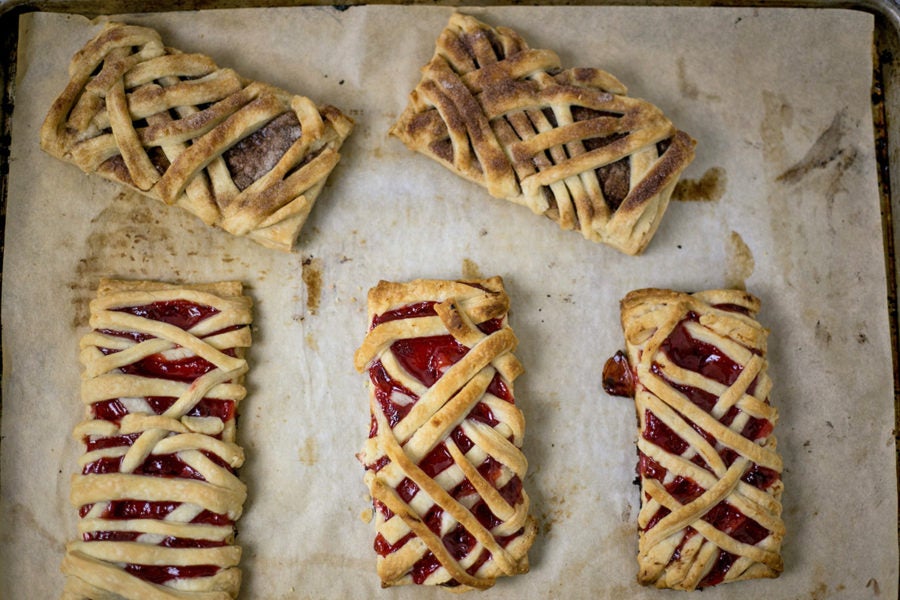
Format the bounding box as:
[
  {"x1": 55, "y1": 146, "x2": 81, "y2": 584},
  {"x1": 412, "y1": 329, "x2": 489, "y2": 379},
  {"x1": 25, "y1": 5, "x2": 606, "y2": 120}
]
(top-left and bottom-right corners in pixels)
[
  {"x1": 354, "y1": 278, "x2": 536, "y2": 589},
  {"x1": 390, "y1": 13, "x2": 695, "y2": 255},
  {"x1": 41, "y1": 22, "x2": 353, "y2": 251},
  {"x1": 62, "y1": 279, "x2": 252, "y2": 599},
  {"x1": 604, "y1": 288, "x2": 784, "y2": 589}
]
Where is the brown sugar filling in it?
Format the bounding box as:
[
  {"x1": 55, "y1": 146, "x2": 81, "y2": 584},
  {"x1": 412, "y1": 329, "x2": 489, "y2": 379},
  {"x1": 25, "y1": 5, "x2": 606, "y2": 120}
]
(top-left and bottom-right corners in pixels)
[
  {"x1": 223, "y1": 111, "x2": 302, "y2": 190},
  {"x1": 98, "y1": 112, "x2": 303, "y2": 191},
  {"x1": 570, "y1": 106, "x2": 632, "y2": 212}
]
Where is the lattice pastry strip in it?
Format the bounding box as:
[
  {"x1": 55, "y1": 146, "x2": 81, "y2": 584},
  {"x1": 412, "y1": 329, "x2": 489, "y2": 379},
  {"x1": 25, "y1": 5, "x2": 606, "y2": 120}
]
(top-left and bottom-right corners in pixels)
[
  {"x1": 390, "y1": 13, "x2": 696, "y2": 255},
  {"x1": 41, "y1": 22, "x2": 353, "y2": 251},
  {"x1": 603, "y1": 288, "x2": 784, "y2": 590},
  {"x1": 62, "y1": 279, "x2": 253, "y2": 599},
  {"x1": 354, "y1": 277, "x2": 537, "y2": 590}
]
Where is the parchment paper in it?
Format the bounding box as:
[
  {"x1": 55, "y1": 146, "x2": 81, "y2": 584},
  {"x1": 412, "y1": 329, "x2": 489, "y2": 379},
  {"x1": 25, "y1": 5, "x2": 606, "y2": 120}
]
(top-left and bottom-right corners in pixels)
[{"x1": 2, "y1": 6, "x2": 897, "y2": 598}]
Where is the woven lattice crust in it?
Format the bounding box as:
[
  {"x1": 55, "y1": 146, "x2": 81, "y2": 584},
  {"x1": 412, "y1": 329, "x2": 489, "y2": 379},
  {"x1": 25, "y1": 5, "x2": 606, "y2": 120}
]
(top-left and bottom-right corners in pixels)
[
  {"x1": 617, "y1": 288, "x2": 784, "y2": 590},
  {"x1": 62, "y1": 279, "x2": 252, "y2": 599},
  {"x1": 355, "y1": 277, "x2": 536, "y2": 590},
  {"x1": 390, "y1": 13, "x2": 696, "y2": 255},
  {"x1": 41, "y1": 23, "x2": 353, "y2": 251}
]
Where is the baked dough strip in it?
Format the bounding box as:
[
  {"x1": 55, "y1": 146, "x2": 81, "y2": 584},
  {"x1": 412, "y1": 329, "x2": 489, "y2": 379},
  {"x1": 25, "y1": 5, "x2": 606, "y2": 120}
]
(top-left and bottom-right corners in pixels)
[
  {"x1": 390, "y1": 13, "x2": 696, "y2": 255},
  {"x1": 355, "y1": 277, "x2": 536, "y2": 590},
  {"x1": 611, "y1": 288, "x2": 785, "y2": 590},
  {"x1": 62, "y1": 279, "x2": 252, "y2": 599},
  {"x1": 42, "y1": 23, "x2": 353, "y2": 251}
]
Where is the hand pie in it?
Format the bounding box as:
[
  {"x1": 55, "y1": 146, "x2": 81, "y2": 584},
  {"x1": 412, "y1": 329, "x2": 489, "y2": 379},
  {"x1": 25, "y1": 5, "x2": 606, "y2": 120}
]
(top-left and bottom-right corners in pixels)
[
  {"x1": 41, "y1": 22, "x2": 353, "y2": 251},
  {"x1": 390, "y1": 13, "x2": 695, "y2": 255},
  {"x1": 354, "y1": 277, "x2": 536, "y2": 589},
  {"x1": 604, "y1": 288, "x2": 784, "y2": 589},
  {"x1": 62, "y1": 279, "x2": 252, "y2": 599}
]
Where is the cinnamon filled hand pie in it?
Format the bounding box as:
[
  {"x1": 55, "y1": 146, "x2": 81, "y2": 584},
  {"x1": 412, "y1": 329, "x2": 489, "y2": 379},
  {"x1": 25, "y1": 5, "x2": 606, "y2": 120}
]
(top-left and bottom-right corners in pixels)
[
  {"x1": 604, "y1": 288, "x2": 784, "y2": 589},
  {"x1": 41, "y1": 22, "x2": 353, "y2": 251},
  {"x1": 62, "y1": 279, "x2": 252, "y2": 599},
  {"x1": 390, "y1": 13, "x2": 695, "y2": 255},
  {"x1": 354, "y1": 277, "x2": 536, "y2": 589}
]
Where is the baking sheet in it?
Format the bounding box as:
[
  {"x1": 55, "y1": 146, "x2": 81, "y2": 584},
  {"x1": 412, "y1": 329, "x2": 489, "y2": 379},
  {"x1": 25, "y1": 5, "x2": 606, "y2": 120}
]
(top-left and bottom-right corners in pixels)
[{"x1": 2, "y1": 5, "x2": 897, "y2": 598}]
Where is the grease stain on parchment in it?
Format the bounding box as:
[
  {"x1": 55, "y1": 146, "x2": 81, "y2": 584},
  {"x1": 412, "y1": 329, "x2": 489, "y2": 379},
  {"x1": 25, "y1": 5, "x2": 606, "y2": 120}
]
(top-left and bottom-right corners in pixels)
[
  {"x1": 814, "y1": 319, "x2": 833, "y2": 345},
  {"x1": 298, "y1": 437, "x2": 318, "y2": 466},
  {"x1": 461, "y1": 258, "x2": 483, "y2": 280},
  {"x1": 760, "y1": 90, "x2": 794, "y2": 169},
  {"x1": 761, "y1": 97, "x2": 862, "y2": 283},
  {"x1": 776, "y1": 110, "x2": 858, "y2": 188},
  {"x1": 866, "y1": 577, "x2": 881, "y2": 595},
  {"x1": 70, "y1": 191, "x2": 237, "y2": 328},
  {"x1": 538, "y1": 483, "x2": 581, "y2": 536},
  {"x1": 672, "y1": 167, "x2": 727, "y2": 202},
  {"x1": 807, "y1": 582, "x2": 829, "y2": 600},
  {"x1": 71, "y1": 192, "x2": 176, "y2": 328},
  {"x1": 725, "y1": 231, "x2": 755, "y2": 290},
  {"x1": 760, "y1": 91, "x2": 798, "y2": 281},
  {"x1": 301, "y1": 256, "x2": 323, "y2": 315},
  {"x1": 8, "y1": 503, "x2": 61, "y2": 546},
  {"x1": 304, "y1": 332, "x2": 318, "y2": 351},
  {"x1": 609, "y1": 520, "x2": 637, "y2": 556},
  {"x1": 676, "y1": 57, "x2": 721, "y2": 102}
]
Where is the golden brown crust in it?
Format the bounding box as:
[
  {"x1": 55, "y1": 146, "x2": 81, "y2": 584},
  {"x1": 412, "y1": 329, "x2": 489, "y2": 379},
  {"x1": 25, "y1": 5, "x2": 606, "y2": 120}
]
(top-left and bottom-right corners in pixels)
[
  {"x1": 62, "y1": 279, "x2": 253, "y2": 599},
  {"x1": 617, "y1": 288, "x2": 783, "y2": 590},
  {"x1": 390, "y1": 13, "x2": 695, "y2": 255},
  {"x1": 356, "y1": 278, "x2": 536, "y2": 589},
  {"x1": 41, "y1": 22, "x2": 353, "y2": 251}
]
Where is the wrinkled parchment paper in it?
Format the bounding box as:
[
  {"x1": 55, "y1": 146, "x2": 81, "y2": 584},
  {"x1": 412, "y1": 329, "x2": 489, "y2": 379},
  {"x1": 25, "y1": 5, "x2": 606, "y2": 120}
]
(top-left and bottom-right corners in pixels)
[{"x1": 2, "y1": 6, "x2": 897, "y2": 598}]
